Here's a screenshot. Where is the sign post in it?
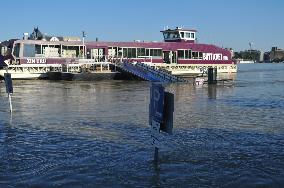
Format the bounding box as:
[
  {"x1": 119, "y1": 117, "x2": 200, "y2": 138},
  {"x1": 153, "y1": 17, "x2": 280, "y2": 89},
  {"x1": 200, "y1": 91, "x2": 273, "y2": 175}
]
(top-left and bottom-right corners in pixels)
[
  {"x1": 149, "y1": 83, "x2": 174, "y2": 165},
  {"x1": 149, "y1": 83, "x2": 164, "y2": 165},
  {"x1": 4, "y1": 73, "x2": 13, "y2": 113}
]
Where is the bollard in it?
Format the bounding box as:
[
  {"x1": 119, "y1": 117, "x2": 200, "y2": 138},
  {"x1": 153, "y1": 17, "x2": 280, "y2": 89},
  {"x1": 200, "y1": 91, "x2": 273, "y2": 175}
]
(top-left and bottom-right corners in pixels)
[{"x1": 208, "y1": 67, "x2": 217, "y2": 84}]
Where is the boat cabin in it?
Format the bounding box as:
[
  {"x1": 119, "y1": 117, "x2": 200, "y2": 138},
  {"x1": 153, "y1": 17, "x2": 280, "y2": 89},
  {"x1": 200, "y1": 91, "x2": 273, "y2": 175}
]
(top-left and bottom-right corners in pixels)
[
  {"x1": 161, "y1": 27, "x2": 196, "y2": 43},
  {"x1": 7, "y1": 27, "x2": 233, "y2": 67},
  {"x1": 11, "y1": 39, "x2": 86, "y2": 64}
]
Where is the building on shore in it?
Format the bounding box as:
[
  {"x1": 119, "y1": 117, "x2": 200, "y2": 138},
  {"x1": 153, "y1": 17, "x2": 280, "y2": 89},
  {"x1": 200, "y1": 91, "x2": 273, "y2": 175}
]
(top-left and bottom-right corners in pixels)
[
  {"x1": 269, "y1": 47, "x2": 284, "y2": 63},
  {"x1": 233, "y1": 49, "x2": 264, "y2": 63}
]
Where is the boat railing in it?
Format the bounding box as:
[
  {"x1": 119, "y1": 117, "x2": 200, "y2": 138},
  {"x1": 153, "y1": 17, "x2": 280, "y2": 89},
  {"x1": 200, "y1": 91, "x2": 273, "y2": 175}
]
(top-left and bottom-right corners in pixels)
[
  {"x1": 119, "y1": 59, "x2": 187, "y2": 82},
  {"x1": 135, "y1": 62, "x2": 186, "y2": 82},
  {"x1": 137, "y1": 56, "x2": 153, "y2": 65}
]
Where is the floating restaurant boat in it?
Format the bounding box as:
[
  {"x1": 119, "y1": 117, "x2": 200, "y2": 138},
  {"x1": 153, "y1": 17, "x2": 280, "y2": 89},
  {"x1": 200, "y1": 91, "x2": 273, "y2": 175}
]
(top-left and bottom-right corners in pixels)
[
  {"x1": 0, "y1": 28, "x2": 119, "y2": 80},
  {"x1": 0, "y1": 27, "x2": 237, "y2": 79},
  {"x1": 86, "y1": 27, "x2": 237, "y2": 75}
]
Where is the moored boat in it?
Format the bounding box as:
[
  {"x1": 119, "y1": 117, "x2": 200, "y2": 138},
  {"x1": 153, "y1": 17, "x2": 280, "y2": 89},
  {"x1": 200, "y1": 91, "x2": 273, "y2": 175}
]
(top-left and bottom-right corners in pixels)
[{"x1": 0, "y1": 27, "x2": 237, "y2": 79}]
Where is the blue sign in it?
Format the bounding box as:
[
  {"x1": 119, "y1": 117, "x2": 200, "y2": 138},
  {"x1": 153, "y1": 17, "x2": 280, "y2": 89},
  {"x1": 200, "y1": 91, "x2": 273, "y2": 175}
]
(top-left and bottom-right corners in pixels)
[
  {"x1": 150, "y1": 83, "x2": 164, "y2": 123},
  {"x1": 4, "y1": 73, "x2": 13, "y2": 94},
  {"x1": 160, "y1": 92, "x2": 174, "y2": 134}
]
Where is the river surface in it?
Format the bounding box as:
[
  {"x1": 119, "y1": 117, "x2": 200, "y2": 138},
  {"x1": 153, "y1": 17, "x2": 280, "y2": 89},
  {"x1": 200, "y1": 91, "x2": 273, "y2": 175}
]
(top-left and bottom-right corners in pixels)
[{"x1": 0, "y1": 63, "x2": 284, "y2": 187}]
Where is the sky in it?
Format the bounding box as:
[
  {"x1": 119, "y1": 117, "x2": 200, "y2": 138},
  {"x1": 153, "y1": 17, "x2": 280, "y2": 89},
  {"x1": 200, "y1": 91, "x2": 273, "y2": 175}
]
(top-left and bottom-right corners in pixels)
[{"x1": 1, "y1": 0, "x2": 283, "y2": 51}]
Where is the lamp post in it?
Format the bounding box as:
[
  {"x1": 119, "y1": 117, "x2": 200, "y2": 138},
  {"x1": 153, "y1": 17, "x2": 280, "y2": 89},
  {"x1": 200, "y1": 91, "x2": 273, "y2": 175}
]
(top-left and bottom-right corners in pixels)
[{"x1": 82, "y1": 31, "x2": 86, "y2": 59}]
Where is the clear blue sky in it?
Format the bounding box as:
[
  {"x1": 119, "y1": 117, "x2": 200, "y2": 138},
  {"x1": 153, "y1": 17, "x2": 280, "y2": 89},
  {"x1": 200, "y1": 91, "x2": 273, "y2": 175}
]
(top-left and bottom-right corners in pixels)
[{"x1": 1, "y1": 0, "x2": 283, "y2": 51}]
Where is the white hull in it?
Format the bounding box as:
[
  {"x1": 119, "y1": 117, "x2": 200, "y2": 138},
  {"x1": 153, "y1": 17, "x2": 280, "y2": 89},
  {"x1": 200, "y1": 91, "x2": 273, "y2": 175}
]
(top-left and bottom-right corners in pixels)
[
  {"x1": 0, "y1": 70, "x2": 47, "y2": 79},
  {"x1": 238, "y1": 60, "x2": 255, "y2": 64},
  {"x1": 1, "y1": 63, "x2": 237, "y2": 79},
  {"x1": 0, "y1": 63, "x2": 71, "y2": 79},
  {"x1": 151, "y1": 63, "x2": 237, "y2": 75}
]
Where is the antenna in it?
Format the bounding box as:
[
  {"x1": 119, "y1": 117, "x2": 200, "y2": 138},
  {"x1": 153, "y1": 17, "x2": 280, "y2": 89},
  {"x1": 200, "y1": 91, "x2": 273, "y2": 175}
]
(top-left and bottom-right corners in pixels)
[{"x1": 82, "y1": 31, "x2": 86, "y2": 59}]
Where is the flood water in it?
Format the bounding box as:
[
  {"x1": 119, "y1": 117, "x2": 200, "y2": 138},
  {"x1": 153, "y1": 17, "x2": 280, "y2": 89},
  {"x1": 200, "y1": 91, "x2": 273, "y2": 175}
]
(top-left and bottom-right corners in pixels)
[{"x1": 0, "y1": 63, "x2": 284, "y2": 187}]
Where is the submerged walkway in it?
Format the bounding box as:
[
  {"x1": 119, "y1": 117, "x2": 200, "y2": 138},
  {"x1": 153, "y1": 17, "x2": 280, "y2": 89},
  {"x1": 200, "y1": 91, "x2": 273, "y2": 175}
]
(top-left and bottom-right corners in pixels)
[{"x1": 117, "y1": 61, "x2": 188, "y2": 83}]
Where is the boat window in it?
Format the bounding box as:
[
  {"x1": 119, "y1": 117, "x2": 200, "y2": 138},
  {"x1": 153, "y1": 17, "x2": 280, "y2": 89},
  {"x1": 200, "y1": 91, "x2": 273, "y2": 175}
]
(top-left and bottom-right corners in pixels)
[
  {"x1": 185, "y1": 33, "x2": 191, "y2": 38},
  {"x1": 163, "y1": 33, "x2": 170, "y2": 39},
  {"x1": 62, "y1": 46, "x2": 77, "y2": 58},
  {"x1": 185, "y1": 50, "x2": 189, "y2": 59},
  {"x1": 178, "y1": 50, "x2": 185, "y2": 59},
  {"x1": 35, "y1": 45, "x2": 42, "y2": 55},
  {"x1": 113, "y1": 47, "x2": 118, "y2": 57},
  {"x1": 146, "y1": 49, "x2": 150, "y2": 56},
  {"x1": 123, "y1": 48, "x2": 137, "y2": 58},
  {"x1": 150, "y1": 49, "x2": 162, "y2": 58},
  {"x1": 191, "y1": 33, "x2": 195, "y2": 39},
  {"x1": 108, "y1": 47, "x2": 116, "y2": 57},
  {"x1": 170, "y1": 32, "x2": 179, "y2": 39},
  {"x1": 199, "y1": 52, "x2": 203, "y2": 59},
  {"x1": 192, "y1": 51, "x2": 198, "y2": 59},
  {"x1": 180, "y1": 32, "x2": 184, "y2": 38},
  {"x1": 188, "y1": 50, "x2": 192, "y2": 59},
  {"x1": 123, "y1": 48, "x2": 127, "y2": 58},
  {"x1": 117, "y1": 48, "x2": 122, "y2": 57},
  {"x1": 23, "y1": 44, "x2": 35, "y2": 57},
  {"x1": 137, "y1": 48, "x2": 146, "y2": 57},
  {"x1": 129, "y1": 48, "x2": 137, "y2": 58},
  {"x1": 13, "y1": 43, "x2": 20, "y2": 57},
  {"x1": 43, "y1": 46, "x2": 60, "y2": 57}
]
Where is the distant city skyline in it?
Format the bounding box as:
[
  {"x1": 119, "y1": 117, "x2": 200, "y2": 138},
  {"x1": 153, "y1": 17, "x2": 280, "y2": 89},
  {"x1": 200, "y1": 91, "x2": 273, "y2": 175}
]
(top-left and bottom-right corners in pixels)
[{"x1": 1, "y1": 0, "x2": 283, "y2": 51}]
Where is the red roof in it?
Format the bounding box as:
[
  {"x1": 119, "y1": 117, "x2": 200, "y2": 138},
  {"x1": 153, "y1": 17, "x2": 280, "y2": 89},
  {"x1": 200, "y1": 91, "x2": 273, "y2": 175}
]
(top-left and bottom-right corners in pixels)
[{"x1": 85, "y1": 41, "x2": 231, "y2": 56}]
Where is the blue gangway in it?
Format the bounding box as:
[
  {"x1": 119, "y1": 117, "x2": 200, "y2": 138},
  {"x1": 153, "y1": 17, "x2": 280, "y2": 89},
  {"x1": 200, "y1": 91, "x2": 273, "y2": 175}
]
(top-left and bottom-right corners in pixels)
[{"x1": 118, "y1": 61, "x2": 187, "y2": 83}]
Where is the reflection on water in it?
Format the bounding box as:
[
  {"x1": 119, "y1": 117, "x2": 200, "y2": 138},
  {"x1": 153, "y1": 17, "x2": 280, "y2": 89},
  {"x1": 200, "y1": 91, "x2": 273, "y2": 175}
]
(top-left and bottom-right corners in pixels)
[{"x1": 0, "y1": 64, "x2": 284, "y2": 187}]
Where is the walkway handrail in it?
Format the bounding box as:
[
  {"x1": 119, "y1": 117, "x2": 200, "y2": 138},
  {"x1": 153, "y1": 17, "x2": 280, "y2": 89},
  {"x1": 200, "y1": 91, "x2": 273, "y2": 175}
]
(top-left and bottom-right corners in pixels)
[{"x1": 117, "y1": 60, "x2": 187, "y2": 83}]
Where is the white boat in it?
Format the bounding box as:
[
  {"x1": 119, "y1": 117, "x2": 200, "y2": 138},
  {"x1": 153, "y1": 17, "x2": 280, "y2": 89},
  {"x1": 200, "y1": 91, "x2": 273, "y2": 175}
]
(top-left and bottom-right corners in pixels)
[
  {"x1": 236, "y1": 59, "x2": 255, "y2": 64},
  {"x1": 0, "y1": 27, "x2": 238, "y2": 79}
]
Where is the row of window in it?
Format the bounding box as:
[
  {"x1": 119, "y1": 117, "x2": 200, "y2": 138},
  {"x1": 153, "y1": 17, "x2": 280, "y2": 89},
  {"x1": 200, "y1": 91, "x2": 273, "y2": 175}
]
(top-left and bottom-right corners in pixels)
[
  {"x1": 163, "y1": 32, "x2": 195, "y2": 40},
  {"x1": 16, "y1": 44, "x2": 206, "y2": 61},
  {"x1": 178, "y1": 50, "x2": 203, "y2": 59},
  {"x1": 109, "y1": 47, "x2": 163, "y2": 58},
  {"x1": 110, "y1": 47, "x2": 204, "y2": 60},
  {"x1": 20, "y1": 44, "x2": 84, "y2": 58},
  {"x1": 180, "y1": 32, "x2": 195, "y2": 39}
]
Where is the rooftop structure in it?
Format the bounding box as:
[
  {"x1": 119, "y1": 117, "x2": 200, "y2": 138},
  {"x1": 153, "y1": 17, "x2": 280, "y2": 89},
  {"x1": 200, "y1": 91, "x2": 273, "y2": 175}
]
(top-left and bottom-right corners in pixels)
[
  {"x1": 27, "y1": 27, "x2": 81, "y2": 42},
  {"x1": 160, "y1": 27, "x2": 197, "y2": 43}
]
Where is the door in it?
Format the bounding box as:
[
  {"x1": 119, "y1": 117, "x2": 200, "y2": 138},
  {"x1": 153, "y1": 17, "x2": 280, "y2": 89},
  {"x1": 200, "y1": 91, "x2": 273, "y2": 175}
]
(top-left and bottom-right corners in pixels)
[
  {"x1": 171, "y1": 51, "x2": 177, "y2": 64},
  {"x1": 163, "y1": 51, "x2": 171, "y2": 64},
  {"x1": 163, "y1": 51, "x2": 177, "y2": 64}
]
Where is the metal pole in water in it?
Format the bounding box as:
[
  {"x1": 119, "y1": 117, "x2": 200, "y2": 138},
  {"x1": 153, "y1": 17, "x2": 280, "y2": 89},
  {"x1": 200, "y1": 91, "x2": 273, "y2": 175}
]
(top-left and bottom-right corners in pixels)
[
  {"x1": 208, "y1": 67, "x2": 217, "y2": 84},
  {"x1": 4, "y1": 73, "x2": 13, "y2": 113},
  {"x1": 8, "y1": 93, "x2": 12, "y2": 113},
  {"x1": 154, "y1": 147, "x2": 159, "y2": 165}
]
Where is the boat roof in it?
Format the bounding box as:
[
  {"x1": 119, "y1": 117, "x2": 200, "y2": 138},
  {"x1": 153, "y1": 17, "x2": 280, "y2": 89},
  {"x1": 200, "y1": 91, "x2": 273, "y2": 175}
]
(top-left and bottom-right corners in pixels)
[
  {"x1": 14, "y1": 39, "x2": 84, "y2": 46},
  {"x1": 13, "y1": 39, "x2": 230, "y2": 54},
  {"x1": 85, "y1": 41, "x2": 229, "y2": 54},
  {"x1": 161, "y1": 28, "x2": 197, "y2": 33}
]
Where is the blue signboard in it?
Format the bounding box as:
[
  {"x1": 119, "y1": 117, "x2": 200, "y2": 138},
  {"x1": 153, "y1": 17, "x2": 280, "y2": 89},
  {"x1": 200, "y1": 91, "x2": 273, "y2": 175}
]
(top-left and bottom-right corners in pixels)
[
  {"x1": 4, "y1": 73, "x2": 13, "y2": 94},
  {"x1": 150, "y1": 83, "x2": 164, "y2": 123}
]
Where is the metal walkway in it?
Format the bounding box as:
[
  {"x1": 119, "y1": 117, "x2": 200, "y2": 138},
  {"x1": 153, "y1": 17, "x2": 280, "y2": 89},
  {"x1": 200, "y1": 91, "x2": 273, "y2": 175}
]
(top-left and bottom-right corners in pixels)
[{"x1": 117, "y1": 61, "x2": 187, "y2": 83}]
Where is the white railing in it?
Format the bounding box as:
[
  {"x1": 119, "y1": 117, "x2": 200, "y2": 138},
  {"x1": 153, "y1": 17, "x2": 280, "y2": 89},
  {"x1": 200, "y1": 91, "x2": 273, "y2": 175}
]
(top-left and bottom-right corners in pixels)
[{"x1": 138, "y1": 56, "x2": 153, "y2": 65}]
